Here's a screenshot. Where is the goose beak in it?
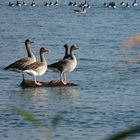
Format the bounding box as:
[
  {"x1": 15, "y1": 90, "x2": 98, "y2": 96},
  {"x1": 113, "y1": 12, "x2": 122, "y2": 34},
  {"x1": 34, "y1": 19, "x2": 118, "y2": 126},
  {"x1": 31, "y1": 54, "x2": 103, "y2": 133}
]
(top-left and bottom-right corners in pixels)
[
  {"x1": 44, "y1": 48, "x2": 49, "y2": 52},
  {"x1": 30, "y1": 40, "x2": 34, "y2": 44},
  {"x1": 73, "y1": 45, "x2": 79, "y2": 50},
  {"x1": 71, "y1": 45, "x2": 79, "y2": 50},
  {"x1": 75, "y1": 46, "x2": 79, "y2": 50}
]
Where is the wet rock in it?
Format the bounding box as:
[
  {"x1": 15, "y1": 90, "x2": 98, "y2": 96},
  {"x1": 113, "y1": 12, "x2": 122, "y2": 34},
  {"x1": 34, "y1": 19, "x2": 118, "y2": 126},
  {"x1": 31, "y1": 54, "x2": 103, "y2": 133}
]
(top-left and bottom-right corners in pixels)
[{"x1": 20, "y1": 80, "x2": 78, "y2": 87}]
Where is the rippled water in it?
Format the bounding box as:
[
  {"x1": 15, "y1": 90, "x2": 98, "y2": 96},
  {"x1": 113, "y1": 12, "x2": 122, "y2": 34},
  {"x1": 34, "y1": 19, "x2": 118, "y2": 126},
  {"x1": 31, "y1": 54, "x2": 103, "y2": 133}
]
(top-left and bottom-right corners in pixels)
[{"x1": 0, "y1": 0, "x2": 140, "y2": 140}]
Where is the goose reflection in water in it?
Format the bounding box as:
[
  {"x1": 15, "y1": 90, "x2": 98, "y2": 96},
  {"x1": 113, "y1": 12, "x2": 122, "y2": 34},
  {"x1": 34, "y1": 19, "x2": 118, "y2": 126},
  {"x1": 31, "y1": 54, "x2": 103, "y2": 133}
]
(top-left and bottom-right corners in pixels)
[
  {"x1": 21, "y1": 87, "x2": 48, "y2": 95},
  {"x1": 21, "y1": 86, "x2": 78, "y2": 95},
  {"x1": 49, "y1": 87, "x2": 78, "y2": 95}
]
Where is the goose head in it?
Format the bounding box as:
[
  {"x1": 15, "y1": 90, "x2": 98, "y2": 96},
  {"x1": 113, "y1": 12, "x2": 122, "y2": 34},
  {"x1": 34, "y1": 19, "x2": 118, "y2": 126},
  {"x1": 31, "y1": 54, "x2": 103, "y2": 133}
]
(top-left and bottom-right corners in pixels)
[
  {"x1": 40, "y1": 47, "x2": 49, "y2": 54},
  {"x1": 71, "y1": 45, "x2": 79, "y2": 51},
  {"x1": 25, "y1": 39, "x2": 34, "y2": 47},
  {"x1": 64, "y1": 44, "x2": 69, "y2": 50}
]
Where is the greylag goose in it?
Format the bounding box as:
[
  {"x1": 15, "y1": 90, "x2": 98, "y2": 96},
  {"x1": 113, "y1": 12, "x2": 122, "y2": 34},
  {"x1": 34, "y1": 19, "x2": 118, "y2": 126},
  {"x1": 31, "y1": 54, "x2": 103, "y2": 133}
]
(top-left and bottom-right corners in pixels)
[
  {"x1": 4, "y1": 39, "x2": 36, "y2": 81},
  {"x1": 48, "y1": 45, "x2": 79, "y2": 85},
  {"x1": 23, "y1": 47, "x2": 49, "y2": 86}
]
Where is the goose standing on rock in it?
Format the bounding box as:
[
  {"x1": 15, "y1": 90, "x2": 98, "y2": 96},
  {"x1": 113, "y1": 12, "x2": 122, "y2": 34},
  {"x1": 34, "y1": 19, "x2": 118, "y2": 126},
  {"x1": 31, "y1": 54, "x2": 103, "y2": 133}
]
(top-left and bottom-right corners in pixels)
[
  {"x1": 23, "y1": 47, "x2": 49, "y2": 86},
  {"x1": 48, "y1": 45, "x2": 79, "y2": 85},
  {"x1": 48, "y1": 44, "x2": 70, "y2": 72},
  {"x1": 4, "y1": 39, "x2": 36, "y2": 81}
]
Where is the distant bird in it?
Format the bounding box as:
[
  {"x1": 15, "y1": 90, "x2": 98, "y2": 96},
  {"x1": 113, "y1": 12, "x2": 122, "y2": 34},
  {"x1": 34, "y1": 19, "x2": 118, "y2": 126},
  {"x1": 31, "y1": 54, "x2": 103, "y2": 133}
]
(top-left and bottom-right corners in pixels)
[
  {"x1": 120, "y1": 1, "x2": 125, "y2": 6},
  {"x1": 126, "y1": 3, "x2": 130, "y2": 8},
  {"x1": 108, "y1": 2, "x2": 116, "y2": 9},
  {"x1": 23, "y1": 1, "x2": 27, "y2": 6},
  {"x1": 48, "y1": 45, "x2": 79, "y2": 85},
  {"x1": 44, "y1": 2, "x2": 49, "y2": 6},
  {"x1": 69, "y1": 1, "x2": 77, "y2": 6},
  {"x1": 31, "y1": 0, "x2": 36, "y2": 7},
  {"x1": 4, "y1": 39, "x2": 36, "y2": 81},
  {"x1": 73, "y1": 2, "x2": 77, "y2": 6},
  {"x1": 16, "y1": 1, "x2": 22, "y2": 6},
  {"x1": 23, "y1": 47, "x2": 49, "y2": 86},
  {"x1": 68, "y1": 1, "x2": 73, "y2": 6},
  {"x1": 54, "y1": 0, "x2": 59, "y2": 5},
  {"x1": 9, "y1": 2, "x2": 14, "y2": 7},
  {"x1": 49, "y1": 2, "x2": 53, "y2": 5},
  {"x1": 103, "y1": 2, "x2": 108, "y2": 7},
  {"x1": 74, "y1": 6, "x2": 87, "y2": 14},
  {"x1": 132, "y1": 0, "x2": 138, "y2": 6},
  {"x1": 82, "y1": 0, "x2": 90, "y2": 8}
]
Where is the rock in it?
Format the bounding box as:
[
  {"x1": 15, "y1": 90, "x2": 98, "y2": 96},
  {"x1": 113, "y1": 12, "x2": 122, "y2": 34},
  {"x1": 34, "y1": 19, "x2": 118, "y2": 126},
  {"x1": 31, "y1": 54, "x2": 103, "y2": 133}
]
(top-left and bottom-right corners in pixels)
[{"x1": 20, "y1": 80, "x2": 78, "y2": 87}]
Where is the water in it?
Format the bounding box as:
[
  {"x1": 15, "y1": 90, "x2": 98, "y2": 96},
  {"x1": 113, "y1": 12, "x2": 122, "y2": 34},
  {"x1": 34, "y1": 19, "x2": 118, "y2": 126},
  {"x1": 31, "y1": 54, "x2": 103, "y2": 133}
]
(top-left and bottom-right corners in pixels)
[{"x1": 0, "y1": 0, "x2": 140, "y2": 140}]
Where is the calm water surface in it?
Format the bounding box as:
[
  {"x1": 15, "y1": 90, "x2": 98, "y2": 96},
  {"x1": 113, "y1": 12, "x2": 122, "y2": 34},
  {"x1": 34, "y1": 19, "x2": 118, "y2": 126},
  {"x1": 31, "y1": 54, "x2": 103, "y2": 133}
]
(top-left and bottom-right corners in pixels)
[{"x1": 0, "y1": 0, "x2": 140, "y2": 140}]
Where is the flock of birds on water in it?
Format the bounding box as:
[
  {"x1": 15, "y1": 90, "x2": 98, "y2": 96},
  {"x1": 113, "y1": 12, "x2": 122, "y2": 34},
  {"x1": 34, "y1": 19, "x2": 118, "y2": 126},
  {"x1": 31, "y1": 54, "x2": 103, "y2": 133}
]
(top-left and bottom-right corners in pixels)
[
  {"x1": 5, "y1": 0, "x2": 139, "y2": 86},
  {"x1": 8, "y1": 0, "x2": 139, "y2": 14},
  {"x1": 4, "y1": 39, "x2": 79, "y2": 86}
]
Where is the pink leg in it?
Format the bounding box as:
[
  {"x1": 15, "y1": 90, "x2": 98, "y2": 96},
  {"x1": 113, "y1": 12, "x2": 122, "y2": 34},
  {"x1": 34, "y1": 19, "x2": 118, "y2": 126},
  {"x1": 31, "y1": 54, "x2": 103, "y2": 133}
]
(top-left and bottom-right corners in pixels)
[
  {"x1": 60, "y1": 73, "x2": 67, "y2": 85},
  {"x1": 34, "y1": 76, "x2": 42, "y2": 86},
  {"x1": 63, "y1": 73, "x2": 67, "y2": 84}
]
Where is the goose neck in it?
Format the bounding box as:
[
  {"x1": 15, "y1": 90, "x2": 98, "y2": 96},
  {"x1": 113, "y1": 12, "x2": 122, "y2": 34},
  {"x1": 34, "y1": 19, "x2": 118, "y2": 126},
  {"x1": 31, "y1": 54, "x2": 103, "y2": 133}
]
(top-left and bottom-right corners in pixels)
[{"x1": 40, "y1": 52, "x2": 46, "y2": 64}]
